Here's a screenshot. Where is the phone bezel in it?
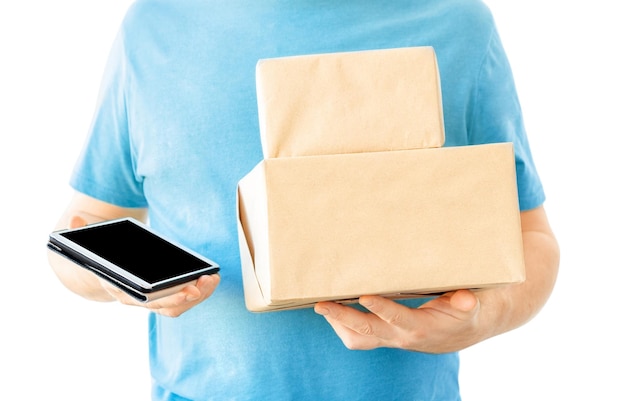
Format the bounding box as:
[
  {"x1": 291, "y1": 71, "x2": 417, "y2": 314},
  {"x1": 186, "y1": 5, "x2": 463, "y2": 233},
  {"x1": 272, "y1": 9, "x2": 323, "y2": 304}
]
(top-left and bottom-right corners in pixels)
[{"x1": 48, "y1": 217, "x2": 220, "y2": 295}]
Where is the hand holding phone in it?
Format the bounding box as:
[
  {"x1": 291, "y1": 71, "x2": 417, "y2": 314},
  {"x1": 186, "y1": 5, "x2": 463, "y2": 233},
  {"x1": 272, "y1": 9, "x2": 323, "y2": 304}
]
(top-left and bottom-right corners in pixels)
[
  {"x1": 48, "y1": 217, "x2": 220, "y2": 303},
  {"x1": 98, "y1": 272, "x2": 221, "y2": 318}
]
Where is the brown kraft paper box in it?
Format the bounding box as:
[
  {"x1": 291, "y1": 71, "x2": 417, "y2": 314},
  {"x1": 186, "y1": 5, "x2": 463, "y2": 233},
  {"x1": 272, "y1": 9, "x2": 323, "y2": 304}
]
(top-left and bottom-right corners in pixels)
[{"x1": 237, "y1": 47, "x2": 525, "y2": 312}]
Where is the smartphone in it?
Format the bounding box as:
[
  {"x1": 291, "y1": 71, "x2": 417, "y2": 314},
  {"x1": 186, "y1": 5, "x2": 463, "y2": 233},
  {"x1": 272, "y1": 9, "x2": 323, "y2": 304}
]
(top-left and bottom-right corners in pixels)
[{"x1": 48, "y1": 217, "x2": 220, "y2": 302}]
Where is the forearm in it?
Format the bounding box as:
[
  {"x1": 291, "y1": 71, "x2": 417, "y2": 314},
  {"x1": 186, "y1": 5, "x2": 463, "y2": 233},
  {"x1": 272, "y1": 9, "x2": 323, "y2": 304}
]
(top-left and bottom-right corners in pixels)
[{"x1": 477, "y1": 207, "x2": 560, "y2": 340}]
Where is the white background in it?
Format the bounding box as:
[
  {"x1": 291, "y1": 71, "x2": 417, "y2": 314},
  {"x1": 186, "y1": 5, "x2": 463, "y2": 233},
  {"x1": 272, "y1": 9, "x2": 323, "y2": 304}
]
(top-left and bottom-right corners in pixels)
[{"x1": 1, "y1": 1, "x2": 624, "y2": 399}]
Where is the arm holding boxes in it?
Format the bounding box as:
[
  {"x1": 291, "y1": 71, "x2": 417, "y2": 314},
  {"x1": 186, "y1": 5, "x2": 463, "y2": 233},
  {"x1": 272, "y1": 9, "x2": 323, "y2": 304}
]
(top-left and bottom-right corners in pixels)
[{"x1": 314, "y1": 205, "x2": 559, "y2": 353}]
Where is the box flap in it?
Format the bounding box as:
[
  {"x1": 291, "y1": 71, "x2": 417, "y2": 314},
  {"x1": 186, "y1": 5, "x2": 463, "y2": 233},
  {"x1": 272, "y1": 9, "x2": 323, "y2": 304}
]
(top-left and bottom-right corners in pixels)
[{"x1": 256, "y1": 47, "x2": 445, "y2": 158}]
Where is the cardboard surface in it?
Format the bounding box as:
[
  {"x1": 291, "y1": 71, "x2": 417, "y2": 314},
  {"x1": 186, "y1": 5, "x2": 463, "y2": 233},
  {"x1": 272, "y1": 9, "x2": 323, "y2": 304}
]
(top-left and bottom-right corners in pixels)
[
  {"x1": 238, "y1": 143, "x2": 525, "y2": 312},
  {"x1": 256, "y1": 47, "x2": 444, "y2": 158}
]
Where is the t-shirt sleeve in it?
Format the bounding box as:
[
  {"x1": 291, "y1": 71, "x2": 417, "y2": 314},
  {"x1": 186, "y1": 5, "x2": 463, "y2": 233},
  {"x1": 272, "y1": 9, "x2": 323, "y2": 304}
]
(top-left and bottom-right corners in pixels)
[
  {"x1": 69, "y1": 25, "x2": 148, "y2": 208},
  {"x1": 469, "y1": 27, "x2": 546, "y2": 211}
]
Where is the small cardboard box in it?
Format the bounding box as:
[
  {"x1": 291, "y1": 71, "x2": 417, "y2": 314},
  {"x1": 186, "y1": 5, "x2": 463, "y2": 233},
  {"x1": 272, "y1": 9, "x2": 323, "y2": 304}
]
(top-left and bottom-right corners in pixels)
[
  {"x1": 237, "y1": 47, "x2": 525, "y2": 312},
  {"x1": 256, "y1": 47, "x2": 444, "y2": 158}
]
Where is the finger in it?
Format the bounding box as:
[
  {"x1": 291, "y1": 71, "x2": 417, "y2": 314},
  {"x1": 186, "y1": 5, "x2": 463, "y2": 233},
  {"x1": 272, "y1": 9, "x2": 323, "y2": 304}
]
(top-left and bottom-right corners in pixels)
[
  {"x1": 316, "y1": 299, "x2": 399, "y2": 338},
  {"x1": 314, "y1": 302, "x2": 382, "y2": 349},
  {"x1": 419, "y1": 290, "x2": 479, "y2": 320},
  {"x1": 449, "y1": 289, "x2": 478, "y2": 312},
  {"x1": 146, "y1": 292, "x2": 191, "y2": 316},
  {"x1": 183, "y1": 274, "x2": 220, "y2": 302},
  {"x1": 69, "y1": 215, "x2": 88, "y2": 229},
  {"x1": 358, "y1": 295, "x2": 413, "y2": 329},
  {"x1": 147, "y1": 274, "x2": 220, "y2": 317},
  {"x1": 99, "y1": 279, "x2": 144, "y2": 306}
]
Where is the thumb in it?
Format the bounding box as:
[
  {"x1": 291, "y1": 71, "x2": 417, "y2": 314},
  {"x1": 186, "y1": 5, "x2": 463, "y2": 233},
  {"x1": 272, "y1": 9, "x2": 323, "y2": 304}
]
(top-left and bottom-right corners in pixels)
[
  {"x1": 68, "y1": 215, "x2": 88, "y2": 229},
  {"x1": 450, "y1": 289, "x2": 479, "y2": 312}
]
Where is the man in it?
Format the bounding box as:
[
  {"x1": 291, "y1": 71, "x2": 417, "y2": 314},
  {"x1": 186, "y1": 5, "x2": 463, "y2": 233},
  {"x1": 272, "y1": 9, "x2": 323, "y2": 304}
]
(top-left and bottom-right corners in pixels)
[{"x1": 48, "y1": 1, "x2": 559, "y2": 399}]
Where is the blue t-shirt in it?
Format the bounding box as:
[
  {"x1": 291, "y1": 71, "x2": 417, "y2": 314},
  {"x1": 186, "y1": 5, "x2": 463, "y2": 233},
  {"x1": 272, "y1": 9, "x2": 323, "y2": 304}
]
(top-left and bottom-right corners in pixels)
[{"x1": 70, "y1": 0, "x2": 545, "y2": 400}]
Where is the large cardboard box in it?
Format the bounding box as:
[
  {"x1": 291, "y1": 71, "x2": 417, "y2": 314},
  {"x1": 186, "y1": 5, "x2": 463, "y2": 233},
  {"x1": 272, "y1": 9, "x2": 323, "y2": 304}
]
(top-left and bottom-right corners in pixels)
[{"x1": 237, "y1": 47, "x2": 525, "y2": 312}]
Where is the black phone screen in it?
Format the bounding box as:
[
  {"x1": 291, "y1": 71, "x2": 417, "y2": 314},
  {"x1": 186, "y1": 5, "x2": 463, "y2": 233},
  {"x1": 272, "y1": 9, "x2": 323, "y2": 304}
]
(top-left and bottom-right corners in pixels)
[{"x1": 59, "y1": 220, "x2": 215, "y2": 284}]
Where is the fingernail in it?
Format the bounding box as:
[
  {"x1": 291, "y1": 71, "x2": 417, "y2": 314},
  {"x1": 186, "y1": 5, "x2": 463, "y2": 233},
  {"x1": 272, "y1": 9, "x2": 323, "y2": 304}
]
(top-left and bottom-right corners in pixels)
[
  {"x1": 186, "y1": 294, "x2": 200, "y2": 302},
  {"x1": 360, "y1": 297, "x2": 373, "y2": 308},
  {"x1": 315, "y1": 305, "x2": 329, "y2": 316}
]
